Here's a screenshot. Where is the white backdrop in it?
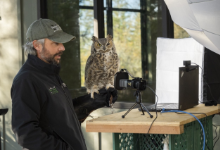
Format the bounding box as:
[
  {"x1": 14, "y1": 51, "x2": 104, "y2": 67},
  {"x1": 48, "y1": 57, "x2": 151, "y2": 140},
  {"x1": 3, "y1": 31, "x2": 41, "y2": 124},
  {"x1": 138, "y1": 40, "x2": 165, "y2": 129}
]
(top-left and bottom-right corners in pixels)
[{"x1": 156, "y1": 37, "x2": 204, "y2": 103}]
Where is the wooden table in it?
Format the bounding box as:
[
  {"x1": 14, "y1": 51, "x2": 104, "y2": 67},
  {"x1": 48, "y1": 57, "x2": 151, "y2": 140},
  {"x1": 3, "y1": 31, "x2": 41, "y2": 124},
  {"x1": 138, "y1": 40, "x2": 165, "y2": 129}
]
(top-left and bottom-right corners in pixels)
[
  {"x1": 86, "y1": 104, "x2": 220, "y2": 150},
  {"x1": 86, "y1": 104, "x2": 220, "y2": 134}
]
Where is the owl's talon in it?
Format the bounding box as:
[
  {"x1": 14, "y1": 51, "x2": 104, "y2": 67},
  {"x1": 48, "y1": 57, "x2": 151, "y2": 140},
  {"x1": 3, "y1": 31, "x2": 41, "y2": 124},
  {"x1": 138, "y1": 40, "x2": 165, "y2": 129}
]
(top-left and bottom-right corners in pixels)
[
  {"x1": 87, "y1": 89, "x2": 91, "y2": 93},
  {"x1": 91, "y1": 92, "x2": 94, "y2": 99},
  {"x1": 106, "y1": 83, "x2": 114, "y2": 90},
  {"x1": 90, "y1": 85, "x2": 99, "y2": 98},
  {"x1": 94, "y1": 89, "x2": 99, "y2": 95}
]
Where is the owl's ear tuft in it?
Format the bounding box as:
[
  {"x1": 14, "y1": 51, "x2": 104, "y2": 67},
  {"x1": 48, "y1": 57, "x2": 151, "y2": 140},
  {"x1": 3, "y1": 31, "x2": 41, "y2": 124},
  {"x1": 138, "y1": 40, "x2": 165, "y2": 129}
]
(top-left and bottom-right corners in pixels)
[
  {"x1": 92, "y1": 36, "x2": 98, "y2": 41},
  {"x1": 107, "y1": 34, "x2": 113, "y2": 41}
]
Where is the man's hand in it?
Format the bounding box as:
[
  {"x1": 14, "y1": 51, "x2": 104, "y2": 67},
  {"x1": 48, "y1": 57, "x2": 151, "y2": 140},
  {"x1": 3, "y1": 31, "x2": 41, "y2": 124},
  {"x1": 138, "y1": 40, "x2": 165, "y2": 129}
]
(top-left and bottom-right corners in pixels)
[
  {"x1": 97, "y1": 87, "x2": 117, "y2": 107},
  {"x1": 73, "y1": 88, "x2": 118, "y2": 123}
]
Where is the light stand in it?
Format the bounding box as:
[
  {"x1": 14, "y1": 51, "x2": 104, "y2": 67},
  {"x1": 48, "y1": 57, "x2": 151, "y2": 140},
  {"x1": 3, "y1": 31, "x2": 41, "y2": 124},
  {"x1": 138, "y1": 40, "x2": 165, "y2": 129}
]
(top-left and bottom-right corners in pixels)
[{"x1": 122, "y1": 90, "x2": 153, "y2": 118}]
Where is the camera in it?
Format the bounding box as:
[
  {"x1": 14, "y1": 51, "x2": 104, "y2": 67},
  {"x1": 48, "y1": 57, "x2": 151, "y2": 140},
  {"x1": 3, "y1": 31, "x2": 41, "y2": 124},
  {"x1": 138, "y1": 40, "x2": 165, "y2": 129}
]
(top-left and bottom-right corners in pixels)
[
  {"x1": 114, "y1": 69, "x2": 153, "y2": 118},
  {"x1": 114, "y1": 69, "x2": 147, "y2": 91}
]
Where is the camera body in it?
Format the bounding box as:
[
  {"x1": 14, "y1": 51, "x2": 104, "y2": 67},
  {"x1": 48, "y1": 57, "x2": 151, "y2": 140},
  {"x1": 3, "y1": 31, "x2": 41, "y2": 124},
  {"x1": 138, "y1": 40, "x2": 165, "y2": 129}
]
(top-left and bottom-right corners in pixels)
[{"x1": 114, "y1": 69, "x2": 147, "y2": 91}]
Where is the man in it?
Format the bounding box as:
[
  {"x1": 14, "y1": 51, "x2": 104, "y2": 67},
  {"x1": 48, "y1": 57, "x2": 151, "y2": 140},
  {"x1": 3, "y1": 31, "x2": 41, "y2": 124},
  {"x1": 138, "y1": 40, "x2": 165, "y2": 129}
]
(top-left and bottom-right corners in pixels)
[{"x1": 11, "y1": 18, "x2": 117, "y2": 150}]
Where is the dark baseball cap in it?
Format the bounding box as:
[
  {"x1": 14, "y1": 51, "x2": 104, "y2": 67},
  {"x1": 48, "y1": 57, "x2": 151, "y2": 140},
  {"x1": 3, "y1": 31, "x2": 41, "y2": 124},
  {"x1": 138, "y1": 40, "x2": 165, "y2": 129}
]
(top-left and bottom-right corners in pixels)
[{"x1": 26, "y1": 18, "x2": 76, "y2": 43}]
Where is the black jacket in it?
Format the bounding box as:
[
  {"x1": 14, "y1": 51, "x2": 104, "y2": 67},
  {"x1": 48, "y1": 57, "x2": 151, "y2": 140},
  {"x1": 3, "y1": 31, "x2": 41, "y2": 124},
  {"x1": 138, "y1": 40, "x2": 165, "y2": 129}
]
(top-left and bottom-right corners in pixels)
[{"x1": 11, "y1": 55, "x2": 87, "y2": 150}]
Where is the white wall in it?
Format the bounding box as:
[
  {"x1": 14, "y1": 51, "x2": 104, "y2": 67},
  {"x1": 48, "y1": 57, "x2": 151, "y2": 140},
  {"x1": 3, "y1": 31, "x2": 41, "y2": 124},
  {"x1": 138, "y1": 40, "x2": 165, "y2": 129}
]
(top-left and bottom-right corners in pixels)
[
  {"x1": 0, "y1": 0, "x2": 22, "y2": 149},
  {"x1": 0, "y1": 0, "x2": 38, "y2": 149}
]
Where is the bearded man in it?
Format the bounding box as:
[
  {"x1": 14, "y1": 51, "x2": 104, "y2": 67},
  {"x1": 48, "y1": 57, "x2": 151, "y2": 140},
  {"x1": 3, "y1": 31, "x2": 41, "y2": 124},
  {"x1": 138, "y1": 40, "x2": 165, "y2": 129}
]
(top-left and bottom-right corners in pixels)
[{"x1": 11, "y1": 18, "x2": 117, "y2": 150}]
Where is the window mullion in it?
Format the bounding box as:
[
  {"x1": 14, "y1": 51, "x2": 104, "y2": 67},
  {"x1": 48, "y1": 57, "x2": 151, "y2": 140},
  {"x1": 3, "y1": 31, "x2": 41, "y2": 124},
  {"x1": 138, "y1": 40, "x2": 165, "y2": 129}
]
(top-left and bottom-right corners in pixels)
[
  {"x1": 93, "y1": 0, "x2": 105, "y2": 38},
  {"x1": 140, "y1": 0, "x2": 148, "y2": 80},
  {"x1": 106, "y1": 0, "x2": 113, "y2": 36}
]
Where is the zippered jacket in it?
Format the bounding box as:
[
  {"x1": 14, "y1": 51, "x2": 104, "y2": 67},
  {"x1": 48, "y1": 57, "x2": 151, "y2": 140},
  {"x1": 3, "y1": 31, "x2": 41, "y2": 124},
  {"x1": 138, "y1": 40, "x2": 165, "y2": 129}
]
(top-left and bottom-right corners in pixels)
[{"x1": 11, "y1": 55, "x2": 88, "y2": 150}]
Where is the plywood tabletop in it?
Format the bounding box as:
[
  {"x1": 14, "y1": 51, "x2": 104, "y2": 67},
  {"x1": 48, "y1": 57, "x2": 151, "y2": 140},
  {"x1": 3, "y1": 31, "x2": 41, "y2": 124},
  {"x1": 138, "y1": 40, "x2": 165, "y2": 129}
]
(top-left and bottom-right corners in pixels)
[{"x1": 86, "y1": 104, "x2": 220, "y2": 134}]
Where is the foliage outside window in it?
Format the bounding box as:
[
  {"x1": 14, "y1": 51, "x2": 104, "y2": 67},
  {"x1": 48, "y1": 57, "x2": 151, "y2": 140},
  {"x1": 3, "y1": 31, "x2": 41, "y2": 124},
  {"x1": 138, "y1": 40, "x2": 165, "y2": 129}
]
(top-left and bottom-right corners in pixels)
[
  {"x1": 46, "y1": 0, "x2": 163, "y2": 105},
  {"x1": 174, "y1": 23, "x2": 190, "y2": 39},
  {"x1": 79, "y1": 9, "x2": 94, "y2": 86}
]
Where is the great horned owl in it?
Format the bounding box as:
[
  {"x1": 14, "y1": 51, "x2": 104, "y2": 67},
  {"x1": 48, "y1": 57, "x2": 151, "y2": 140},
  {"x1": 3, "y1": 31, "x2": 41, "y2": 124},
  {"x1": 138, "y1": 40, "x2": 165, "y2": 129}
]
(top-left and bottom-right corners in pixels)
[{"x1": 85, "y1": 35, "x2": 119, "y2": 98}]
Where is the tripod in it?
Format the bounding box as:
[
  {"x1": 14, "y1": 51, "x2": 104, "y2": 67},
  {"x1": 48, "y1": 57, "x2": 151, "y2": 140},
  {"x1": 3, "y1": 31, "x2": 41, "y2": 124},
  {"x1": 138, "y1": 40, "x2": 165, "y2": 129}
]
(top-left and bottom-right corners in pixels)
[{"x1": 122, "y1": 90, "x2": 153, "y2": 118}]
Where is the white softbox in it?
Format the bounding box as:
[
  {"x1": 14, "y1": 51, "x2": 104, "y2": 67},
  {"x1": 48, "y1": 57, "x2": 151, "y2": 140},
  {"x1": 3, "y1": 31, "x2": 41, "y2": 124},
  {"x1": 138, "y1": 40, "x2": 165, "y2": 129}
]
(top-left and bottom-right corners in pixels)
[{"x1": 156, "y1": 37, "x2": 204, "y2": 103}]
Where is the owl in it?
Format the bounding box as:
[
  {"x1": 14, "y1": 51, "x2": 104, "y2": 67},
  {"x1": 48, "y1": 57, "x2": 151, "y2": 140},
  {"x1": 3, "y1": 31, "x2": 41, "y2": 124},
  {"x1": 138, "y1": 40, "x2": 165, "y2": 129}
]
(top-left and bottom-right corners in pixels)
[{"x1": 85, "y1": 35, "x2": 119, "y2": 98}]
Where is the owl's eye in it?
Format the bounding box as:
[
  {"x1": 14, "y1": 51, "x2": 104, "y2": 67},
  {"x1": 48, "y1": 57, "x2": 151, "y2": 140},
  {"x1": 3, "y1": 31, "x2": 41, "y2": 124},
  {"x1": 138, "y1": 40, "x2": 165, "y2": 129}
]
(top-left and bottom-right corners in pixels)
[
  {"x1": 96, "y1": 42, "x2": 101, "y2": 47},
  {"x1": 106, "y1": 43, "x2": 110, "y2": 46}
]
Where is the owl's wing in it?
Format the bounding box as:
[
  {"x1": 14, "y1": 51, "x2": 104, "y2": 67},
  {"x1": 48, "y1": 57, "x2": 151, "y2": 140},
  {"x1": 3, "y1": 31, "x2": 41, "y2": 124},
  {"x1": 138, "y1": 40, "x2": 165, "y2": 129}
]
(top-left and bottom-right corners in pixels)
[
  {"x1": 85, "y1": 55, "x2": 93, "y2": 81},
  {"x1": 116, "y1": 54, "x2": 120, "y2": 71},
  {"x1": 113, "y1": 52, "x2": 119, "y2": 72}
]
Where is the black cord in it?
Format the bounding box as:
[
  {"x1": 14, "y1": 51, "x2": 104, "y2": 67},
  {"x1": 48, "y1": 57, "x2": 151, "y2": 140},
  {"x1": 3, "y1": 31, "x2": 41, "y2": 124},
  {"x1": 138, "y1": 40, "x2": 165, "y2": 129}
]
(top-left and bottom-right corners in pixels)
[
  {"x1": 191, "y1": 62, "x2": 218, "y2": 103},
  {"x1": 146, "y1": 85, "x2": 158, "y2": 134},
  {"x1": 191, "y1": 63, "x2": 203, "y2": 70},
  {"x1": 206, "y1": 83, "x2": 218, "y2": 102},
  {"x1": 134, "y1": 85, "x2": 159, "y2": 148},
  {"x1": 175, "y1": 112, "x2": 212, "y2": 150}
]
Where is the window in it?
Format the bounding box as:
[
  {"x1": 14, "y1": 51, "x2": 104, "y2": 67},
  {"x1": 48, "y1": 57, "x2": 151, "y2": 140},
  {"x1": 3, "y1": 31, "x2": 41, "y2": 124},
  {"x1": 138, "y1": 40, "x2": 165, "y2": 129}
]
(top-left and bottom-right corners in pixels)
[
  {"x1": 79, "y1": 3, "x2": 94, "y2": 87},
  {"x1": 104, "y1": 1, "x2": 143, "y2": 105},
  {"x1": 46, "y1": 0, "x2": 82, "y2": 98},
  {"x1": 40, "y1": 0, "x2": 170, "y2": 108},
  {"x1": 103, "y1": 0, "x2": 164, "y2": 107},
  {"x1": 174, "y1": 23, "x2": 190, "y2": 39}
]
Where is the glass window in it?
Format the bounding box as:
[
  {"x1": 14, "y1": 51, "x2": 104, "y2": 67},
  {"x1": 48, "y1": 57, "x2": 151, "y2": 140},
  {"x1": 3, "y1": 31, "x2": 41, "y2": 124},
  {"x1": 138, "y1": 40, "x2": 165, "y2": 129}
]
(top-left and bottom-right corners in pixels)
[
  {"x1": 174, "y1": 23, "x2": 190, "y2": 39},
  {"x1": 45, "y1": 0, "x2": 164, "y2": 105},
  {"x1": 112, "y1": 11, "x2": 142, "y2": 103},
  {"x1": 104, "y1": 0, "x2": 106, "y2": 7},
  {"x1": 47, "y1": 0, "x2": 83, "y2": 98},
  {"x1": 79, "y1": 9, "x2": 94, "y2": 87},
  {"x1": 113, "y1": 11, "x2": 141, "y2": 78},
  {"x1": 104, "y1": 0, "x2": 163, "y2": 105},
  {"x1": 79, "y1": 0, "x2": 93, "y2": 6},
  {"x1": 112, "y1": 0, "x2": 140, "y2": 9},
  {"x1": 104, "y1": 10, "x2": 107, "y2": 36}
]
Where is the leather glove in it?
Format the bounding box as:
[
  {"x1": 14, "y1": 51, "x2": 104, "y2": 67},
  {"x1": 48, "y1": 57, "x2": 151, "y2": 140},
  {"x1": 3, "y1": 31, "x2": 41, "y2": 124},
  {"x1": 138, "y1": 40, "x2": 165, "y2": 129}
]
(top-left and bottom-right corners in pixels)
[
  {"x1": 72, "y1": 88, "x2": 118, "y2": 123},
  {"x1": 100, "y1": 87, "x2": 118, "y2": 107}
]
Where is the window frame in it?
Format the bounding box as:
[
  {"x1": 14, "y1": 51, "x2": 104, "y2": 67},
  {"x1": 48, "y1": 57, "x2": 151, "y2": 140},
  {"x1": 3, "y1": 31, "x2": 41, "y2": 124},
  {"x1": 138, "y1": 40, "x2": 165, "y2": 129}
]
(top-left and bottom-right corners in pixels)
[{"x1": 39, "y1": 0, "x2": 174, "y2": 109}]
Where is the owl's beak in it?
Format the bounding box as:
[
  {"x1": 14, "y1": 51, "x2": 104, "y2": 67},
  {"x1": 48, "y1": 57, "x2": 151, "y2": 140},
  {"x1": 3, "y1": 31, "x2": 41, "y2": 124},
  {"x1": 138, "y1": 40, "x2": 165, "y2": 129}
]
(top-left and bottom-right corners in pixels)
[{"x1": 103, "y1": 47, "x2": 106, "y2": 50}]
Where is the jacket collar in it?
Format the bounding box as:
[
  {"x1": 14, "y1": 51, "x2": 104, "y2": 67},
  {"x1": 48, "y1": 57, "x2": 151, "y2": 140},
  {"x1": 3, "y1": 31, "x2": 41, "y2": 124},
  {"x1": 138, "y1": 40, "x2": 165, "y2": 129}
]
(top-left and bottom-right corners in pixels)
[{"x1": 27, "y1": 54, "x2": 60, "y2": 75}]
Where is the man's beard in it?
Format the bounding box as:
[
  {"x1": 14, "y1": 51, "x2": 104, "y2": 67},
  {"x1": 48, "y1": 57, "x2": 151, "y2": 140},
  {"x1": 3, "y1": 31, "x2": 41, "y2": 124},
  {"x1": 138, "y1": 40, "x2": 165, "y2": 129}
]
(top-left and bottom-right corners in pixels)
[{"x1": 40, "y1": 46, "x2": 63, "y2": 66}]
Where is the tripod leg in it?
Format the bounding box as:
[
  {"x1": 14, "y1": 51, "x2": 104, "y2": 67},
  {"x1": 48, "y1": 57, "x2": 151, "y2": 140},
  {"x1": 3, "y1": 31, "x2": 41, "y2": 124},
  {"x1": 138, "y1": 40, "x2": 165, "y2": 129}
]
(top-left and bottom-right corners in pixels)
[
  {"x1": 139, "y1": 104, "x2": 145, "y2": 115},
  {"x1": 122, "y1": 103, "x2": 138, "y2": 118},
  {"x1": 140, "y1": 103, "x2": 153, "y2": 118}
]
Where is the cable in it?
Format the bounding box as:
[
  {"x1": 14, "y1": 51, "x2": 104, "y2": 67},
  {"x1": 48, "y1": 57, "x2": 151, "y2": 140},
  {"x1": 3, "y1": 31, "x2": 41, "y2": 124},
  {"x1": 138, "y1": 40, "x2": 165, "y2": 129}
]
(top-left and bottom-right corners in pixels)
[
  {"x1": 206, "y1": 83, "x2": 218, "y2": 102},
  {"x1": 192, "y1": 63, "x2": 220, "y2": 149},
  {"x1": 134, "y1": 85, "x2": 159, "y2": 147},
  {"x1": 176, "y1": 112, "x2": 211, "y2": 150},
  {"x1": 161, "y1": 109, "x2": 206, "y2": 150},
  {"x1": 146, "y1": 85, "x2": 158, "y2": 134},
  {"x1": 192, "y1": 62, "x2": 218, "y2": 103},
  {"x1": 191, "y1": 62, "x2": 203, "y2": 71}
]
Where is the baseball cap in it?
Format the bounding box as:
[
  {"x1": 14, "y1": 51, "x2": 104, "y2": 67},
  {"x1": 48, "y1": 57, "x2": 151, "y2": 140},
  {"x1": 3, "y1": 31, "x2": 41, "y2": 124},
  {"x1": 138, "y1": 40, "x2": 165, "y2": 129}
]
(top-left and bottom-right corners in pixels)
[{"x1": 26, "y1": 18, "x2": 76, "y2": 43}]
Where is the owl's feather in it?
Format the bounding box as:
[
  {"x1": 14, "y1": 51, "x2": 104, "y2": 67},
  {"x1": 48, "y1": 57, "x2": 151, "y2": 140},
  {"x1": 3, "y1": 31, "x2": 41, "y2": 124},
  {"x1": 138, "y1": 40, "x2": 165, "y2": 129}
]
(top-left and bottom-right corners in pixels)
[{"x1": 85, "y1": 35, "x2": 119, "y2": 98}]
